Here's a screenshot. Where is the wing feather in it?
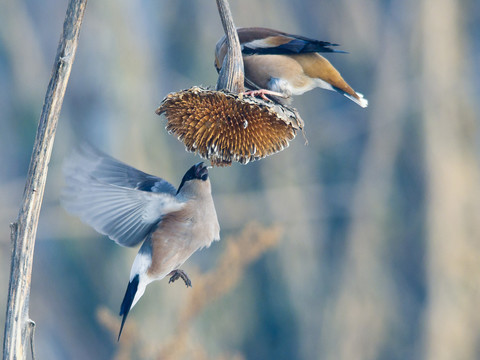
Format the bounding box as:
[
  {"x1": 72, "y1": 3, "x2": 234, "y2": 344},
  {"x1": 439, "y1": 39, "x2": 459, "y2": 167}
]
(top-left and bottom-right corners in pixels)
[
  {"x1": 67, "y1": 145, "x2": 178, "y2": 194},
  {"x1": 63, "y1": 146, "x2": 184, "y2": 247},
  {"x1": 239, "y1": 28, "x2": 347, "y2": 55}
]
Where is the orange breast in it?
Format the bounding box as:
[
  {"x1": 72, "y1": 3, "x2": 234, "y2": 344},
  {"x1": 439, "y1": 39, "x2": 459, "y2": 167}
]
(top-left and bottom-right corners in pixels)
[{"x1": 243, "y1": 55, "x2": 312, "y2": 91}]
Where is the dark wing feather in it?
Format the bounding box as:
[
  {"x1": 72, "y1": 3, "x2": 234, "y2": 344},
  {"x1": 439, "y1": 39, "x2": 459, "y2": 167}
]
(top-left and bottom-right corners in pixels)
[{"x1": 239, "y1": 28, "x2": 347, "y2": 55}]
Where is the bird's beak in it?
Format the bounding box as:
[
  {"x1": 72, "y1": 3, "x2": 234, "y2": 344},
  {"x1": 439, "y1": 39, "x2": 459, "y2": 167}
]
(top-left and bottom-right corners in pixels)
[{"x1": 195, "y1": 162, "x2": 209, "y2": 180}]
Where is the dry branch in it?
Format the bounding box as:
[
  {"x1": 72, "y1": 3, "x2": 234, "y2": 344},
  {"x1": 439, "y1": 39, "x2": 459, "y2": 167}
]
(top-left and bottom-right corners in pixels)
[
  {"x1": 2, "y1": 1, "x2": 87, "y2": 359},
  {"x1": 215, "y1": 0, "x2": 244, "y2": 93}
]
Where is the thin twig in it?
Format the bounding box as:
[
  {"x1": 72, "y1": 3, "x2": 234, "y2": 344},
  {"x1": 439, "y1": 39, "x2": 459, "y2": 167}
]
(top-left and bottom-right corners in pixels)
[
  {"x1": 2, "y1": 1, "x2": 87, "y2": 359},
  {"x1": 215, "y1": 0, "x2": 244, "y2": 93},
  {"x1": 27, "y1": 320, "x2": 36, "y2": 360}
]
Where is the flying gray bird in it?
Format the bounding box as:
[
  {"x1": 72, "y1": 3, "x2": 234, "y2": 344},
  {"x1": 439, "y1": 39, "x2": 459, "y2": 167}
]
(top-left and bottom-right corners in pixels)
[{"x1": 62, "y1": 146, "x2": 220, "y2": 340}]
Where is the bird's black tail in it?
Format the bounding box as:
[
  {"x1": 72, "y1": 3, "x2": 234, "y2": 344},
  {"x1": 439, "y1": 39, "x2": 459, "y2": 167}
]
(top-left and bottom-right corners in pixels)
[{"x1": 118, "y1": 274, "x2": 139, "y2": 341}]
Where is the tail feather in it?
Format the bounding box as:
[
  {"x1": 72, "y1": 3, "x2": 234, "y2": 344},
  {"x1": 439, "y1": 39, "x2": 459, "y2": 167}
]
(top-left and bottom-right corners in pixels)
[
  {"x1": 332, "y1": 86, "x2": 369, "y2": 108},
  {"x1": 118, "y1": 274, "x2": 139, "y2": 341},
  {"x1": 344, "y1": 91, "x2": 368, "y2": 108}
]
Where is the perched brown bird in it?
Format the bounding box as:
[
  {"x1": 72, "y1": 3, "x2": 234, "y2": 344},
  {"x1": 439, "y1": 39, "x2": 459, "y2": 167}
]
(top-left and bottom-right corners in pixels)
[
  {"x1": 62, "y1": 146, "x2": 220, "y2": 340},
  {"x1": 215, "y1": 27, "x2": 368, "y2": 108}
]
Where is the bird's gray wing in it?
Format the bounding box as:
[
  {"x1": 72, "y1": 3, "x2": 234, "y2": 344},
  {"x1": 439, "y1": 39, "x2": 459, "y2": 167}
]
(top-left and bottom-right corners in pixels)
[
  {"x1": 68, "y1": 145, "x2": 178, "y2": 194},
  {"x1": 62, "y1": 146, "x2": 184, "y2": 247}
]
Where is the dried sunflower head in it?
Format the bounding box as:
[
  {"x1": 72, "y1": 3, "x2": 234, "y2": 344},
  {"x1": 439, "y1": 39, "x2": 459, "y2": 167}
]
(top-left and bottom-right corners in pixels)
[{"x1": 156, "y1": 86, "x2": 304, "y2": 166}]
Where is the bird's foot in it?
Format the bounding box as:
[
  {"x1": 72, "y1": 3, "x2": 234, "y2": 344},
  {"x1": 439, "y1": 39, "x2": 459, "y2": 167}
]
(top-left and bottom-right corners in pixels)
[
  {"x1": 242, "y1": 89, "x2": 287, "y2": 102},
  {"x1": 168, "y1": 269, "x2": 192, "y2": 288}
]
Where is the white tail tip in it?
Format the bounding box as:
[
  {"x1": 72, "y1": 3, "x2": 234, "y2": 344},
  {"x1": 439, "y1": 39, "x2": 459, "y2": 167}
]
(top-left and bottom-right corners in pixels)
[{"x1": 346, "y1": 92, "x2": 368, "y2": 108}]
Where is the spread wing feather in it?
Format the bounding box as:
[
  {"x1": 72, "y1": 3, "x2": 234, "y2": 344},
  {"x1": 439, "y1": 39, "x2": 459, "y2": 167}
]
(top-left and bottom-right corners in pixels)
[
  {"x1": 63, "y1": 146, "x2": 183, "y2": 247},
  {"x1": 239, "y1": 28, "x2": 347, "y2": 55}
]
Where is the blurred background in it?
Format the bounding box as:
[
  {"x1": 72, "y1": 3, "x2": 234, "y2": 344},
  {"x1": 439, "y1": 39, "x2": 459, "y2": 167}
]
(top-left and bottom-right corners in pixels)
[{"x1": 1, "y1": 0, "x2": 480, "y2": 359}]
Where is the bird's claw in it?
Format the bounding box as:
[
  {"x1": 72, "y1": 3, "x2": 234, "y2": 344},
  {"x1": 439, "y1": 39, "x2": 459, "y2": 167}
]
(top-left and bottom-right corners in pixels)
[
  {"x1": 168, "y1": 269, "x2": 192, "y2": 287},
  {"x1": 242, "y1": 89, "x2": 287, "y2": 102}
]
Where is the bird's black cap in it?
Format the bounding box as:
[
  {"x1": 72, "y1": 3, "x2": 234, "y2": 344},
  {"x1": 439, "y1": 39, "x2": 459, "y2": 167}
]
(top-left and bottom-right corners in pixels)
[{"x1": 177, "y1": 162, "x2": 209, "y2": 193}]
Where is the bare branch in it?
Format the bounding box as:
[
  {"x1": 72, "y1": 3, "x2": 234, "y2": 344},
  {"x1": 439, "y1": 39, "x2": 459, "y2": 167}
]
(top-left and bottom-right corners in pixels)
[
  {"x1": 2, "y1": 0, "x2": 87, "y2": 358},
  {"x1": 215, "y1": 0, "x2": 244, "y2": 93}
]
